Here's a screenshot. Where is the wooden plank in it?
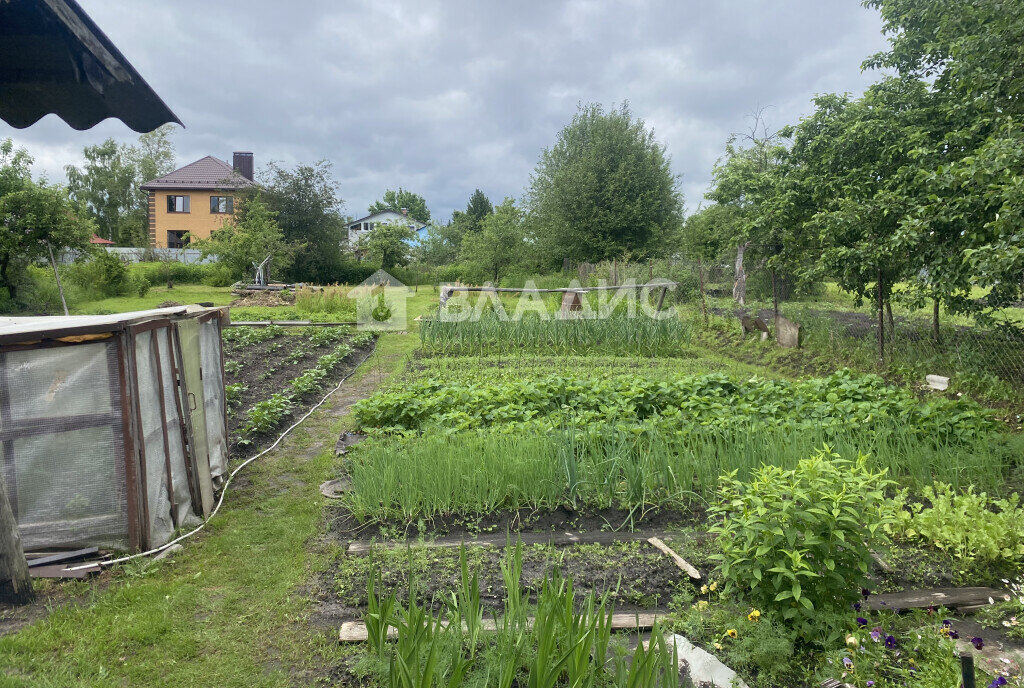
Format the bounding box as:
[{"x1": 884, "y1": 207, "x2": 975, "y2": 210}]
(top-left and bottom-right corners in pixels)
[
  {"x1": 339, "y1": 611, "x2": 665, "y2": 643},
  {"x1": 863, "y1": 587, "x2": 1006, "y2": 612},
  {"x1": 646, "y1": 537, "x2": 701, "y2": 580},
  {"x1": 28, "y1": 563, "x2": 101, "y2": 579},
  {"x1": 26, "y1": 548, "x2": 99, "y2": 568},
  {"x1": 347, "y1": 529, "x2": 696, "y2": 555}
]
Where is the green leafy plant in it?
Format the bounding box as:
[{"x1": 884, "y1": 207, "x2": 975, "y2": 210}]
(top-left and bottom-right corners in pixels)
[
  {"x1": 893, "y1": 484, "x2": 1024, "y2": 564},
  {"x1": 710, "y1": 448, "x2": 897, "y2": 642},
  {"x1": 241, "y1": 392, "x2": 294, "y2": 437}
]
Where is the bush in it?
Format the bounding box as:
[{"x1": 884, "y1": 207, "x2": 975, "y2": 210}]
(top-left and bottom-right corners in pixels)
[
  {"x1": 64, "y1": 252, "x2": 149, "y2": 299},
  {"x1": 710, "y1": 448, "x2": 896, "y2": 643}
]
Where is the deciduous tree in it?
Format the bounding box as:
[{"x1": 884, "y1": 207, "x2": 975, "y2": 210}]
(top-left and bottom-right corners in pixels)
[
  {"x1": 368, "y1": 188, "x2": 430, "y2": 224},
  {"x1": 528, "y1": 102, "x2": 683, "y2": 265}
]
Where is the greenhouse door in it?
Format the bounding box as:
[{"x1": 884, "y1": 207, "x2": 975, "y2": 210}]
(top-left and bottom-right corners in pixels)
[{"x1": 172, "y1": 319, "x2": 214, "y2": 517}]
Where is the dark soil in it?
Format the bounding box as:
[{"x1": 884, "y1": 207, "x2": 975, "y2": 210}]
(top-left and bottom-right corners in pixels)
[
  {"x1": 224, "y1": 332, "x2": 375, "y2": 456},
  {"x1": 329, "y1": 504, "x2": 701, "y2": 542}
]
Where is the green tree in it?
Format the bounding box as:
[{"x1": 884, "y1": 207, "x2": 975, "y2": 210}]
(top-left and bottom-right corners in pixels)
[
  {"x1": 259, "y1": 160, "x2": 346, "y2": 283},
  {"x1": 0, "y1": 182, "x2": 93, "y2": 302},
  {"x1": 65, "y1": 140, "x2": 140, "y2": 245},
  {"x1": 192, "y1": 194, "x2": 293, "y2": 280},
  {"x1": 359, "y1": 220, "x2": 415, "y2": 269},
  {"x1": 64, "y1": 125, "x2": 177, "y2": 247},
  {"x1": 459, "y1": 198, "x2": 526, "y2": 283},
  {"x1": 528, "y1": 102, "x2": 683, "y2": 264},
  {"x1": 464, "y1": 189, "x2": 493, "y2": 231},
  {"x1": 863, "y1": 0, "x2": 1024, "y2": 315},
  {"x1": 368, "y1": 188, "x2": 430, "y2": 223},
  {"x1": 705, "y1": 112, "x2": 793, "y2": 305}
]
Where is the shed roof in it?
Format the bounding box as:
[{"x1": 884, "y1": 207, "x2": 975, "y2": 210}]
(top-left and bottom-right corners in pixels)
[
  {"x1": 0, "y1": 306, "x2": 225, "y2": 346},
  {"x1": 0, "y1": 0, "x2": 181, "y2": 133},
  {"x1": 141, "y1": 156, "x2": 255, "y2": 191}
]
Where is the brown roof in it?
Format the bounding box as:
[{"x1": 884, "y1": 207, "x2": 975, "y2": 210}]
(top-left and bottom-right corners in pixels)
[{"x1": 141, "y1": 156, "x2": 254, "y2": 191}]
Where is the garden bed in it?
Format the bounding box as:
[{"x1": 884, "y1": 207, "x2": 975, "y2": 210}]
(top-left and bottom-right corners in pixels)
[{"x1": 222, "y1": 325, "x2": 375, "y2": 454}]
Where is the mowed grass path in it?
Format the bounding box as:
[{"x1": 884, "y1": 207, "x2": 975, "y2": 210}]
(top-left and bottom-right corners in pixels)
[{"x1": 0, "y1": 332, "x2": 418, "y2": 687}]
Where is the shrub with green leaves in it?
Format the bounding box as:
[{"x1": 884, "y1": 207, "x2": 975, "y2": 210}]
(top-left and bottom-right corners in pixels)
[
  {"x1": 710, "y1": 448, "x2": 897, "y2": 642},
  {"x1": 893, "y1": 483, "x2": 1024, "y2": 564},
  {"x1": 241, "y1": 393, "x2": 294, "y2": 438}
]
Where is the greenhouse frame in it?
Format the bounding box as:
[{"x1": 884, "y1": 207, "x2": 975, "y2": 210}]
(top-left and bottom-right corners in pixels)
[{"x1": 0, "y1": 306, "x2": 229, "y2": 552}]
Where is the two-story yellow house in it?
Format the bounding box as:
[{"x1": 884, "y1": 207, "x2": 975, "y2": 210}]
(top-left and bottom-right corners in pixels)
[{"x1": 141, "y1": 152, "x2": 255, "y2": 248}]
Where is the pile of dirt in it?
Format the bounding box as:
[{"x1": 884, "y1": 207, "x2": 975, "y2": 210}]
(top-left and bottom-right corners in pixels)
[{"x1": 230, "y1": 290, "x2": 295, "y2": 307}]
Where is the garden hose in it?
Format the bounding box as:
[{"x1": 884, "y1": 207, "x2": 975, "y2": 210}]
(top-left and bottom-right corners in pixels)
[{"x1": 69, "y1": 344, "x2": 378, "y2": 571}]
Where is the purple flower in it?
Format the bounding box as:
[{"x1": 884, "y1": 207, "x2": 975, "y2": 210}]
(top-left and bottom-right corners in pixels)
[
  {"x1": 870, "y1": 628, "x2": 882, "y2": 642},
  {"x1": 856, "y1": 617, "x2": 868, "y2": 627},
  {"x1": 988, "y1": 677, "x2": 1008, "y2": 688},
  {"x1": 971, "y1": 636, "x2": 984, "y2": 650},
  {"x1": 884, "y1": 634, "x2": 897, "y2": 649},
  {"x1": 861, "y1": 588, "x2": 871, "y2": 600},
  {"x1": 843, "y1": 657, "x2": 853, "y2": 669},
  {"x1": 948, "y1": 629, "x2": 959, "y2": 639},
  {"x1": 941, "y1": 619, "x2": 952, "y2": 627},
  {"x1": 866, "y1": 683, "x2": 874, "y2": 687},
  {"x1": 853, "y1": 602, "x2": 862, "y2": 612}
]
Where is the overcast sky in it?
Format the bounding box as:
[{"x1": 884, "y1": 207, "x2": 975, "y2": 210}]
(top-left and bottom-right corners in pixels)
[{"x1": 2, "y1": 0, "x2": 890, "y2": 222}]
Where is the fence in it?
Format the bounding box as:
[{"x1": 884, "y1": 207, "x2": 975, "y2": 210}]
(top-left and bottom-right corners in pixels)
[{"x1": 58, "y1": 247, "x2": 217, "y2": 265}]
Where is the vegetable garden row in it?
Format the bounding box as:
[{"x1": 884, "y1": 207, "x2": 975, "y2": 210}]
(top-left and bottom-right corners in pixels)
[{"x1": 322, "y1": 315, "x2": 1024, "y2": 687}]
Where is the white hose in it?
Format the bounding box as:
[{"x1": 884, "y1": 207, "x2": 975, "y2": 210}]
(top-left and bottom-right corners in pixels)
[{"x1": 68, "y1": 346, "x2": 376, "y2": 571}]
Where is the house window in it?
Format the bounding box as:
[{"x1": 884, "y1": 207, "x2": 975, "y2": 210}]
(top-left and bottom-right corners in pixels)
[
  {"x1": 167, "y1": 195, "x2": 190, "y2": 213},
  {"x1": 167, "y1": 231, "x2": 189, "y2": 249},
  {"x1": 210, "y1": 196, "x2": 234, "y2": 214}
]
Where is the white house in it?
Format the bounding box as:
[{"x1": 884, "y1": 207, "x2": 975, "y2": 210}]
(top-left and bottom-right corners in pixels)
[{"x1": 347, "y1": 209, "x2": 428, "y2": 249}]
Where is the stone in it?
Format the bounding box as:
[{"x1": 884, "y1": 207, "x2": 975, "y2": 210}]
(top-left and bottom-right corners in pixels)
[
  {"x1": 320, "y1": 478, "x2": 351, "y2": 499},
  {"x1": 926, "y1": 374, "x2": 950, "y2": 391},
  {"x1": 776, "y1": 316, "x2": 801, "y2": 348}
]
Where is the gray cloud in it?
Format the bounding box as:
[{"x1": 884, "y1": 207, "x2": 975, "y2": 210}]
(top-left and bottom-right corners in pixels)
[{"x1": 1, "y1": 0, "x2": 890, "y2": 221}]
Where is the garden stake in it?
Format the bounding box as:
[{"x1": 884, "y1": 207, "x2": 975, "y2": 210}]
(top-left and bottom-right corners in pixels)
[{"x1": 960, "y1": 652, "x2": 975, "y2": 688}]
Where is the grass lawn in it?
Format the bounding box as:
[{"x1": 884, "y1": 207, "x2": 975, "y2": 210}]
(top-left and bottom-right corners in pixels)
[{"x1": 71, "y1": 285, "x2": 235, "y2": 315}]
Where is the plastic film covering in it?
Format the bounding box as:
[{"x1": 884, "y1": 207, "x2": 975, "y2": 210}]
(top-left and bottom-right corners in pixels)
[
  {"x1": 0, "y1": 341, "x2": 129, "y2": 550},
  {"x1": 134, "y1": 330, "x2": 174, "y2": 547},
  {"x1": 155, "y1": 327, "x2": 199, "y2": 529},
  {"x1": 199, "y1": 318, "x2": 228, "y2": 481}
]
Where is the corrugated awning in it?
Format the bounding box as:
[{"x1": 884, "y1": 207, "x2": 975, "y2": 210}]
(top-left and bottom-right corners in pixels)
[{"x1": 0, "y1": 0, "x2": 182, "y2": 133}]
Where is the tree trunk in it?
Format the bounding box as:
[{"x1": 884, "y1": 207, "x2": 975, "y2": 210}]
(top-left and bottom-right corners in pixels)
[
  {"x1": 697, "y1": 259, "x2": 708, "y2": 325},
  {"x1": 733, "y1": 242, "x2": 749, "y2": 306},
  {"x1": 876, "y1": 270, "x2": 885, "y2": 365},
  {"x1": 771, "y1": 268, "x2": 779, "y2": 319},
  {"x1": 932, "y1": 299, "x2": 942, "y2": 345},
  {"x1": 0, "y1": 472, "x2": 33, "y2": 605},
  {"x1": 885, "y1": 300, "x2": 895, "y2": 342},
  {"x1": 46, "y1": 242, "x2": 69, "y2": 316}
]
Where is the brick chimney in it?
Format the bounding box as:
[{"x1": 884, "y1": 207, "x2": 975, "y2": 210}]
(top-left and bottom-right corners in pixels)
[
  {"x1": 233, "y1": 152, "x2": 254, "y2": 181},
  {"x1": 400, "y1": 207, "x2": 408, "y2": 216}
]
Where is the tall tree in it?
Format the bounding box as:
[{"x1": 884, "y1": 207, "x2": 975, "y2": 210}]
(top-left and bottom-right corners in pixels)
[
  {"x1": 863, "y1": 0, "x2": 1024, "y2": 315},
  {"x1": 706, "y1": 111, "x2": 792, "y2": 305},
  {"x1": 0, "y1": 182, "x2": 94, "y2": 302},
  {"x1": 65, "y1": 140, "x2": 140, "y2": 245},
  {"x1": 463, "y1": 189, "x2": 493, "y2": 230},
  {"x1": 192, "y1": 194, "x2": 294, "y2": 280},
  {"x1": 368, "y1": 188, "x2": 430, "y2": 223},
  {"x1": 528, "y1": 102, "x2": 683, "y2": 264},
  {"x1": 64, "y1": 125, "x2": 177, "y2": 247},
  {"x1": 259, "y1": 160, "x2": 346, "y2": 283},
  {"x1": 460, "y1": 198, "x2": 527, "y2": 283}
]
